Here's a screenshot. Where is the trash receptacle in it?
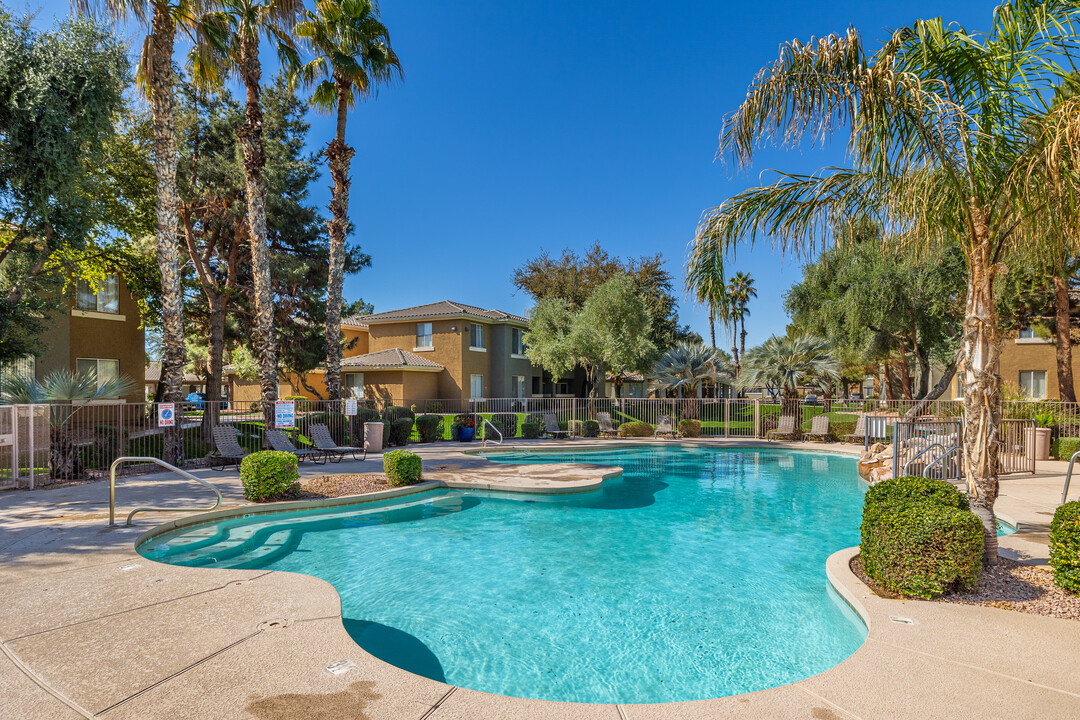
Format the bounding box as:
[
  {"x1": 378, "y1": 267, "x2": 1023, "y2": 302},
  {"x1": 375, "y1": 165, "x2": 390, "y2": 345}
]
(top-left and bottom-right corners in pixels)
[{"x1": 364, "y1": 421, "x2": 384, "y2": 454}]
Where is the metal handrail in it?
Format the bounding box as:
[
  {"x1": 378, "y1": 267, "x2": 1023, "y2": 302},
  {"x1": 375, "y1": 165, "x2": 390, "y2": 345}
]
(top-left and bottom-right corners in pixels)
[
  {"x1": 902, "y1": 442, "x2": 946, "y2": 476},
  {"x1": 1061, "y1": 450, "x2": 1080, "y2": 505},
  {"x1": 481, "y1": 419, "x2": 503, "y2": 446},
  {"x1": 109, "y1": 456, "x2": 222, "y2": 527},
  {"x1": 923, "y1": 445, "x2": 961, "y2": 479}
]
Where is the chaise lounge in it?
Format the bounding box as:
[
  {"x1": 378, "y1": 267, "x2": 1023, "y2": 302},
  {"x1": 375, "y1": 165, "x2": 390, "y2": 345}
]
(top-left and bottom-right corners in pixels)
[
  {"x1": 596, "y1": 412, "x2": 620, "y2": 438},
  {"x1": 209, "y1": 425, "x2": 249, "y2": 471},
  {"x1": 267, "y1": 429, "x2": 326, "y2": 464},
  {"x1": 310, "y1": 423, "x2": 366, "y2": 462},
  {"x1": 541, "y1": 412, "x2": 570, "y2": 439}
]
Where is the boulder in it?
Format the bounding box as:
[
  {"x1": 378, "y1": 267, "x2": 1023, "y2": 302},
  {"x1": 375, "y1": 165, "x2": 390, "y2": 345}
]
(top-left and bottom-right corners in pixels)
[
  {"x1": 869, "y1": 465, "x2": 894, "y2": 485},
  {"x1": 858, "y1": 458, "x2": 886, "y2": 481},
  {"x1": 870, "y1": 442, "x2": 887, "y2": 454}
]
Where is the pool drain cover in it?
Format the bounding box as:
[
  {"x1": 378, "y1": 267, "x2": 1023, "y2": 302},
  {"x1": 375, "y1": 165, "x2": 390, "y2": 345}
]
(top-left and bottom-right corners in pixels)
[{"x1": 258, "y1": 619, "x2": 293, "y2": 631}]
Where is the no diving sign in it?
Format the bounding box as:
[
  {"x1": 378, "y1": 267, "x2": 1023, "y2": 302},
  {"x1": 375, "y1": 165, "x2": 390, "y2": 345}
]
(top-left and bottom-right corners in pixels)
[{"x1": 158, "y1": 403, "x2": 175, "y2": 427}]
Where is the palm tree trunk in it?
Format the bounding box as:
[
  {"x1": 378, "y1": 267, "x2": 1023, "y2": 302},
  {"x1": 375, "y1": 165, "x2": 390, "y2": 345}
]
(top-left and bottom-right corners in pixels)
[
  {"x1": 149, "y1": 9, "x2": 186, "y2": 465},
  {"x1": 961, "y1": 240, "x2": 1001, "y2": 564},
  {"x1": 237, "y1": 40, "x2": 278, "y2": 433},
  {"x1": 739, "y1": 312, "x2": 747, "y2": 370},
  {"x1": 324, "y1": 89, "x2": 353, "y2": 403},
  {"x1": 1053, "y1": 274, "x2": 1076, "y2": 403},
  {"x1": 708, "y1": 310, "x2": 716, "y2": 349},
  {"x1": 204, "y1": 290, "x2": 226, "y2": 438}
]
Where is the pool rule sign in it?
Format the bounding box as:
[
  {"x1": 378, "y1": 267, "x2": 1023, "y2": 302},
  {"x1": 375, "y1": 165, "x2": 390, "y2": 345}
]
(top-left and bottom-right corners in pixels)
[
  {"x1": 345, "y1": 399, "x2": 357, "y2": 416},
  {"x1": 158, "y1": 403, "x2": 175, "y2": 428},
  {"x1": 275, "y1": 400, "x2": 296, "y2": 429}
]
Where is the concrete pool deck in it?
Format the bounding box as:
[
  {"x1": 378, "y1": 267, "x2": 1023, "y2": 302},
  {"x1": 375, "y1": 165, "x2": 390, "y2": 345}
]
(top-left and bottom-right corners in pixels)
[{"x1": 1, "y1": 438, "x2": 1078, "y2": 719}]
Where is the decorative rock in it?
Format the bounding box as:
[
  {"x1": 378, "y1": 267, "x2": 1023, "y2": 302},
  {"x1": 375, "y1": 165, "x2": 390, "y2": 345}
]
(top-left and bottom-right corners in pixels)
[
  {"x1": 869, "y1": 465, "x2": 894, "y2": 485},
  {"x1": 870, "y1": 442, "x2": 887, "y2": 454}
]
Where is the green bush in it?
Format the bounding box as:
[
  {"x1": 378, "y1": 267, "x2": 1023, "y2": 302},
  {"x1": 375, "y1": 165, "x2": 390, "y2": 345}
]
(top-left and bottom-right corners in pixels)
[
  {"x1": 282, "y1": 395, "x2": 313, "y2": 412},
  {"x1": 1050, "y1": 501, "x2": 1080, "y2": 593},
  {"x1": 382, "y1": 405, "x2": 414, "y2": 423},
  {"x1": 581, "y1": 419, "x2": 599, "y2": 437},
  {"x1": 424, "y1": 401, "x2": 444, "y2": 413},
  {"x1": 679, "y1": 419, "x2": 702, "y2": 438},
  {"x1": 619, "y1": 421, "x2": 654, "y2": 437},
  {"x1": 860, "y1": 476, "x2": 983, "y2": 598},
  {"x1": 415, "y1": 414, "x2": 443, "y2": 443},
  {"x1": 386, "y1": 417, "x2": 413, "y2": 446},
  {"x1": 490, "y1": 413, "x2": 518, "y2": 437},
  {"x1": 240, "y1": 451, "x2": 300, "y2": 502},
  {"x1": 521, "y1": 422, "x2": 540, "y2": 439},
  {"x1": 355, "y1": 407, "x2": 381, "y2": 424},
  {"x1": 383, "y1": 449, "x2": 423, "y2": 486},
  {"x1": 1052, "y1": 436, "x2": 1080, "y2": 460},
  {"x1": 831, "y1": 420, "x2": 856, "y2": 441}
]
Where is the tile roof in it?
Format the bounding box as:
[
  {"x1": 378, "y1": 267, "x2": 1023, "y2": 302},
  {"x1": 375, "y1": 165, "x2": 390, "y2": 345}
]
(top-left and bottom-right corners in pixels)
[
  {"x1": 340, "y1": 348, "x2": 444, "y2": 371},
  {"x1": 145, "y1": 362, "x2": 207, "y2": 385},
  {"x1": 343, "y1": 300, "x2": 527, "y2": 326}
]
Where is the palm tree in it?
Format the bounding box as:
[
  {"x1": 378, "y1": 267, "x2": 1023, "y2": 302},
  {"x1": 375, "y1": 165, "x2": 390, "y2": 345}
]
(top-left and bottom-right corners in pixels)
[
  {"x1": 737, "y1": 336, "x2": 839, "y2": 417},
  {"x1": 687, "y1": 4, "x2": 1080, "y2": 560},
  {"x1": 0, "y1": 370, "x2": 136, "y2": 480},
  {"x1": 192, "y1": 0, "x2": 302, "y2": 429},
  {"x1": 650, "y1": 341, "x2": 734, "y2": 418},
  {"x1": 728, "y1": 271, "x2": 756, "y2": 368},
  {"x1": 684, "y1": 246, "x2": 728, "y2": 350},
  {"x1": 292, "y1": 0, "x2": 401, "y2": 403},
  {"x1": 73, "y1": 0, "x2": 192, "y2": 463}
]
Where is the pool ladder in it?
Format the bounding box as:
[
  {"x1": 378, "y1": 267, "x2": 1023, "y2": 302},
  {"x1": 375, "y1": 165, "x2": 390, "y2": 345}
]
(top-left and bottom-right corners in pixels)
[
  {"x1": 1061, "y1": 451, "x2": 1080, "y2": 504},
  {"x1": 481, "y1": 419, "x2": 503, "y2": 446},
  {"x1": 109, "y1": 456, "x2": 222, "y2": 527}
]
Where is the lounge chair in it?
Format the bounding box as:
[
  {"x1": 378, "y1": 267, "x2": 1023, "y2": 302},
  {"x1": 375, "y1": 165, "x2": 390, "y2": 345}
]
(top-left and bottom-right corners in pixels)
[
  {"x1": 842, "y1": 415, "x2": 867, "y2": 444},
  {"x1": 267, "y1": 429, "x2": 326, "y2": 464},
  {"x1": 541, "y1": 412, "x2": 570, "y2": 439},
  {"x1": 210, "y1": 425, "x2": 249, "y2": 470},
  {"x1": 807, "y1": 415, "x2": 830, "y2": 442},
  {"x1": 769, "y1": 415, "x2": 800, "y2": 441},
  {"x1": 596, "y1": 412, "x2": 620, "y2": 438},
  {"x1": 655, "y1": 414, "x2": 678, "y2": 438},
  {"x1": 310, "y1": 423, "x2": 366, "y2": 462}
]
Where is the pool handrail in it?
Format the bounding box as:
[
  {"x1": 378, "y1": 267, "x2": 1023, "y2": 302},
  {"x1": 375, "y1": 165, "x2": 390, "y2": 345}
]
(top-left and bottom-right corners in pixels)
[
  {"x1": 1061, "y1": 450, "x2": 1080, "y2": 505},
  {"x1": 481, "y1": 419, "x2": 503, "y2": 446},
  {"x1": 109, "y1": 456, "x2": 222, "y2": 527}
]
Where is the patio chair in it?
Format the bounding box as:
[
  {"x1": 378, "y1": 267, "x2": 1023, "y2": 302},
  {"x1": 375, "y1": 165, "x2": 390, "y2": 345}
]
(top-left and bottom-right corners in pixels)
[
  {"x1": 310, "y1": 423, "x2": 366, "y2": 462},
  {"x1": 267, "y1": 429, "x2": 326, "y2": 464},
  {"x1": 842, "y1": 415, "x2": 867, "y2": 444},
  {"x1": 596, "y1": 412, "x2": 620, "y2": 438},
  {"x1": 210, "y1": 425, "x2": 249, "y2": 471},
  {"x1": 769, "y1": 415, "x2": 800, "y2": 441},
  {"x1": 656, "y1": 414, "x2": 678, "y2": 438},
  {"x1": 541, "y1": 412, "x2": 570, "y2": 439},
  {"x1": 807, "y1": 415, "x2": 830, "y2": 442}
]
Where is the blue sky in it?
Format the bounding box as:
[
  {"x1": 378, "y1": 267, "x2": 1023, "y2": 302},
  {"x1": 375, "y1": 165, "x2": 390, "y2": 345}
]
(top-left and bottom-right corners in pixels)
[{"x1": 28, "y1": 0, "x2": 994, "y2": 348}]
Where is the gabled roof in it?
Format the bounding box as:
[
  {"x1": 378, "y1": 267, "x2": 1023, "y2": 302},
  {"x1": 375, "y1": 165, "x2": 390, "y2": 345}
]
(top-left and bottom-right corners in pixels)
[
  {"x1": 340, "y1": 348, "x2": 444, "y2": 372},
  {"x1": 343, "y1": 300, "x2": 528, "y2": 326},
  {"x1": 145, "y1": 362, "x2": 206, "y2": 385}
]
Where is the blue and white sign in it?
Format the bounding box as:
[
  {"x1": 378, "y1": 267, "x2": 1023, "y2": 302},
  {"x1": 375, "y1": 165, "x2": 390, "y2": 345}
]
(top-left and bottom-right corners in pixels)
[
  {"x1": 157, "y1": 403, "x2": 175, "y2": 428},
  {"x1": 275, "y1": 400, "x2": 296, "y2": 429},
  {"x1": 344, "y1": 398, "x2": 358, "y2": 416}
]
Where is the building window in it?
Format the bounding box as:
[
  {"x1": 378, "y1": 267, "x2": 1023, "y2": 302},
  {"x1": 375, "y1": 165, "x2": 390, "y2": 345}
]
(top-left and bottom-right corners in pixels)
[
  {"x1": 532, "y1": 376, "x2": 541, "y2": 395},
  {"x1": 511, "y1": 328, "x2": 525, "y2": 355},
  {"x1": 1019, "y1": 370, "x2": 1047, "y2": 399},
  {"x1": 470, "y1": 374, "x2": 484, "y2": 399},
  {"x1": 555, "y1": 379, "x2": 571, "y2": 395},
  {"x1": 75, "y1": 358, "x2": 121, "y2": 394},
  {"x1": 416, "y1": 323, "x2": 433, "y2": 348},
  {"x1": 343, "y1": 372, "x2": 365, "y2": 398},
  {"x1": 76, "y1": 275, "x2": 120, "y2": 314},
  {"x1": 470, "y1": 323, "x2": 484, "y2": 350},
  {"x1": 1019, "y1": 325, "x2": 1036, "y2": 339},
  {"x1": 512, "y1": 375, "x2": 525, "y2": 399}
]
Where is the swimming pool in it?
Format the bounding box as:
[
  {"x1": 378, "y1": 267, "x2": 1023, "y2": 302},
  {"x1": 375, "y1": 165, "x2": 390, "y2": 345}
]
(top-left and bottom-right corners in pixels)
[{"x1": 139, "y1": 447, "x2": 869, "y2": 703}]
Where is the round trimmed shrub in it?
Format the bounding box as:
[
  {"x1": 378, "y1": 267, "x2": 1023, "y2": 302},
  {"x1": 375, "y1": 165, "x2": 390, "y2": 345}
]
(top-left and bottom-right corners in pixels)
[
  {"x1": 619, "y1": 420, "x2": 654, "y2": 437},
  {"x1": 240, "y1": 451, "x2": 300, "y2": 502},
  {"x1": 384, "y1": 449, "x2": 422, "y2": 486},
  {"x1": 1052, "y1": 437, "x2": 1080, "y2": 461},
  {"x1": 1050, "y1": 501, "x2": 1080, "y2": 593},
  {"x1": 581, "y1": 419, "x2": 599, "y2": 437},
  {"x1": 415, "y1": 414, "x2": 443, "y2": 443},
  {"x1": 355, "y1": 407, "x2": 380, "y2": 425},
  {"x1": 490, "y1": 413, "x2": 519, "y2": 437},
  {"x1": 862, "y1": 475, "x2": 969, "y2": 527},
  {"x1": 382, "y1": 405, "x2": 414, "y2": 423},
  {"x1": 388, "y1": 417, "x2": 414, "y2": 446},
  {"x1": 521, "y1": 422, "x2": 540, "y2": 439},
  {"x1": 678, "y1": 419, "x2": 702, "y2": 438}
]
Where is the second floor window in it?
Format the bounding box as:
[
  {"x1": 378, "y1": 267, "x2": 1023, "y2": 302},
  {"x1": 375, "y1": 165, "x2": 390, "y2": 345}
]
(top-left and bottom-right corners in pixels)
[
  {"x1": 76, "y1": 275, "x2": 119, "y2": 314},
  {"x1": 470, "y1": 323, "x2": 484, "y2": 349},
  {"x1": 511, "y1": 327, "x2": 525, "y2": 355},
  {"x1": 416, "y1": 322, "x2": 433, "y2": 348},
  {"x1": 1019, "y1": 325, "x2": 1037, "y2": 339}
]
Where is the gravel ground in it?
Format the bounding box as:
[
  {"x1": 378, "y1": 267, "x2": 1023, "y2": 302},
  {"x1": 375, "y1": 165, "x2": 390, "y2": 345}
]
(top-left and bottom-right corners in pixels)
[
  {"x1": 851, "y1": 555, "x2": 1080, "y2": 621},
  {"x1": 298, "y1": 473, "x2": 393, "y2": 498}
]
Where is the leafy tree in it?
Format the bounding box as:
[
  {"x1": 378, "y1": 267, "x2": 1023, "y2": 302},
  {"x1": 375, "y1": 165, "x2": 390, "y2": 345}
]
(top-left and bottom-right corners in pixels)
[
  {"x1": 736, "y1": 335, "x2": 840, "y2": 415},
  {"x1": 684, "y1": 248, "x2": 727, "y2": 350},
  {"x1": 570, "y1": 275, "x2": 655, "y2": 398},
  {"x1": 649, "y1": 341, "x2": 733, "y2": 418},
  {"x1": 522, "y1": 297, "x2": 577, "y2": 385}
]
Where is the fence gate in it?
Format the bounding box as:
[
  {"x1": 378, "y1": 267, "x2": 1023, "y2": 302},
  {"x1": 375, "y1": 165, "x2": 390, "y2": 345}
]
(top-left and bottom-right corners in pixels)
[
  {"x1": 999, "y1": 418, "x2": 1036, "y2": 475},
  {"x1": 892, "y1": 419, "x2": 964, "y2": 480}
]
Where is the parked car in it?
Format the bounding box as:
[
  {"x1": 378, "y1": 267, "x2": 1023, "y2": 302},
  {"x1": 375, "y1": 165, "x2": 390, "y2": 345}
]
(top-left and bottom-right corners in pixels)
[
  {"x1": 186, "y1": 391, "x2": 227, "y2": 410},
  {"x1": 850, "y1": 393, "x2": 863, "y2": 401},
  {"x1": 803, "y1": 394, "x2": 818, "y2": 405}
]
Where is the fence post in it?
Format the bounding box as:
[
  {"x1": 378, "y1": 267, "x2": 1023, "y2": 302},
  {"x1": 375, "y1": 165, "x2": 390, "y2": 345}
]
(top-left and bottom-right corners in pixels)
[
  {"x1": 724, "y1": 399, "x2": 730, "y2": 438},
  {"x1": 754, "y1": 399, "x2": 760, "y2": 438}
]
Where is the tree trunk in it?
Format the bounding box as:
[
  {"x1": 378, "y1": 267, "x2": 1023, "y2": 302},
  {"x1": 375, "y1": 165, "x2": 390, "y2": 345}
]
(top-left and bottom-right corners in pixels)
[
  {"x1": 237, "y1": 40, "x2": 277, "y2": 434},
  {"x1": 149, "y1": 9, "x2": 186, "y2": 465},
  {"x1": 915, "y1": 352, "x2": 931, "y2": 401},
  {"x1": 961, "y1": 241, "x2": 1001, "y2": 564},
  {"x1": 324, "y1": 91, "x2": 354, "y2": 404},
  {"x1": 203, "y1": 290, "x2": 226, "y2": 439},
  {"x1": 1053, "y1": 275, "x2": 1076, "y2": 403},
  {"x1": 708, "y1": 310, "x2": 716, "y2": 349},
  {"x1": 898, "y1": 351, "x2": 912, "y2": 401},
  {"x1": 740, "y1": 314, "x2": 747, "y2": 368},
  {"x1": 904, "y1": 358, "x2": 957, "y2": 420}
]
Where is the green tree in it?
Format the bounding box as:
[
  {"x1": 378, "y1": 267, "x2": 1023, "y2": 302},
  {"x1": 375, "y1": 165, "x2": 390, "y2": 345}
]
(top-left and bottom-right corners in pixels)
[
  {"x1": 684, "y1": 248, "x2": 727, "y2": 351},
  {"x1": 293, "y1": 0, "x2": 401, "y2": 402},
  {"x1": 523, "y1": 297, "x2": 577, "y2": 387},
  {"x1": 688, "y1": 3, "x2": 1080, "y2": 558},
  {"x1": 649, "y1": 341, "x2": 734, "y2": 418},
  {"x1": 736, "y1": 336, "x2": 839, "y2": 415},
  {"x1": 727, "y1": 271, "x2": 756, "y2": 373},
  {"x1": 570, "y1": 275, "x2": 655, "y2": 398}
]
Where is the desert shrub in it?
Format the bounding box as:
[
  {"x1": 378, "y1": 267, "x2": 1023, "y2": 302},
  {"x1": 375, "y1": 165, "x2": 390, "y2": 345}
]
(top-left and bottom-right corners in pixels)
[
  {"x1": 679, "y1": 419, "x2": 702, "y2": 438},
  {"x1": 521, "y1": 422, "x2": 540, "y2": 439},
  {"x1": 860, "y1": 476, "x2": 982, "y2": 598},
  {"x1": 298, "y1": 412, "x2": 348, "y2": 445},
  {"x1": 619, "y1": 420, "x2": 654, "y2": 437},
  {"x1": 424, "y1": 401, "x2": 444, "y2": 413},
  {"x1": 489, "y1": 413, "x2": 518, "y2": 437},
  {"x1": 830, "y1": 420, "x2": 856, "y2": 441},
  {"x1": 383, "y1": 449, "x2": 423, "y2": 486},
  {"x1": 240, "y1": 451, "x2": 300, "y2": 502},
  {"x1": 382, "y1": 405, "x2": 414, "y2": 423},
  {"x1": 415, "y1": 414, "x2": 443, "y2": 443},
  {"x1": 1052, "y1": 437, "x2": 1080, "y2": 461},
  {"x1": 1050, "y1": 501, "x2": 1080, "y2": 594},
  {"x1": 282, "y1": 395, "x2": 313, "y2": 412},
  {"x1": 388, "y1": 417, "x2": 414, "y2": 446},
  {"x1": 581, "y1": 419, "x2": 599, "y2": 437},
  {"x1": 354, "y1": 407, "x2": 380, "y2": 424}
]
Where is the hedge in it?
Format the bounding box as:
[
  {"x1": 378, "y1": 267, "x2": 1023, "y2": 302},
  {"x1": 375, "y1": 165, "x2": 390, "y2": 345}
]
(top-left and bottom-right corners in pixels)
[
  {"x1": 388, "y1": 417, "x2": 414, "y2": 446},
  {"x1": 619, "y1": 421, "x2": 654, "y2": 437},
  {"x1": 1050, "y1": 501, "x2": 1080, "y2": 594},
  {"x1": 384, "y1": 449, "x2": 422, "y2": 486},
  {"x1": 581, "y1": 419, "x2": 599, "y2": 438},
  {"x1": 860, "y1": 476, "x2": 983, "y2": 598},
  {"x1": 415, "y1": 414, "x2": 443, "y2": 443},
  {"x1": 521, "y1": 422, "x2": 540, "y2": 439},
  {"x1": 382, "y1": 405, "x2": 415, "y2": 423},
  {"x1": 678, "y1": 419, "x2": 702, "y2": 438},
  {"x1": 355, "y1": 407, "x2": 381, "y2": 425},
  {"x1": 1052, "y1": 436, "x2": 1080, "y2": 461},
  {"x1": 240, "y1": 451, "x2": 300, "y2": 502}
]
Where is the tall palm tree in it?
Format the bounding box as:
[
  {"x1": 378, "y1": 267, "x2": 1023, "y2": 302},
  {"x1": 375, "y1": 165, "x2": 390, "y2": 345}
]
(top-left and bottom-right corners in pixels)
[
  {"x1": 292, "y1": 0, "x2": 401, "y2": 403},
  {"x1": 192, "y1": 0, "x2": 302, "y2": 429},
  {"x1": 73, "y1": 0, "x2": 193, "y2": 463},
  {"x1": 737, "y1": 335, "x2": 839, "y2": 415},
  {"x1": 688, "y1": 3, "x2": 1080, "y2": 560},
  {"x1": 684, "y1": 247, "x2": 728, "y2": 350},
  {"x1": 649, "y1": 341, "x2": 734, "y2": 418},
  {"x1": 728, "y1": 271, "x2": 756, "y2": 367}
]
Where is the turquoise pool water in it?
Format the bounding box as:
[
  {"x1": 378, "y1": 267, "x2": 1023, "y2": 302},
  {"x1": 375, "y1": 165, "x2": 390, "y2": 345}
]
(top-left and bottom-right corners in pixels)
[{"x1": 139, "y1": 447, "x2": 870, "y2": 703}]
